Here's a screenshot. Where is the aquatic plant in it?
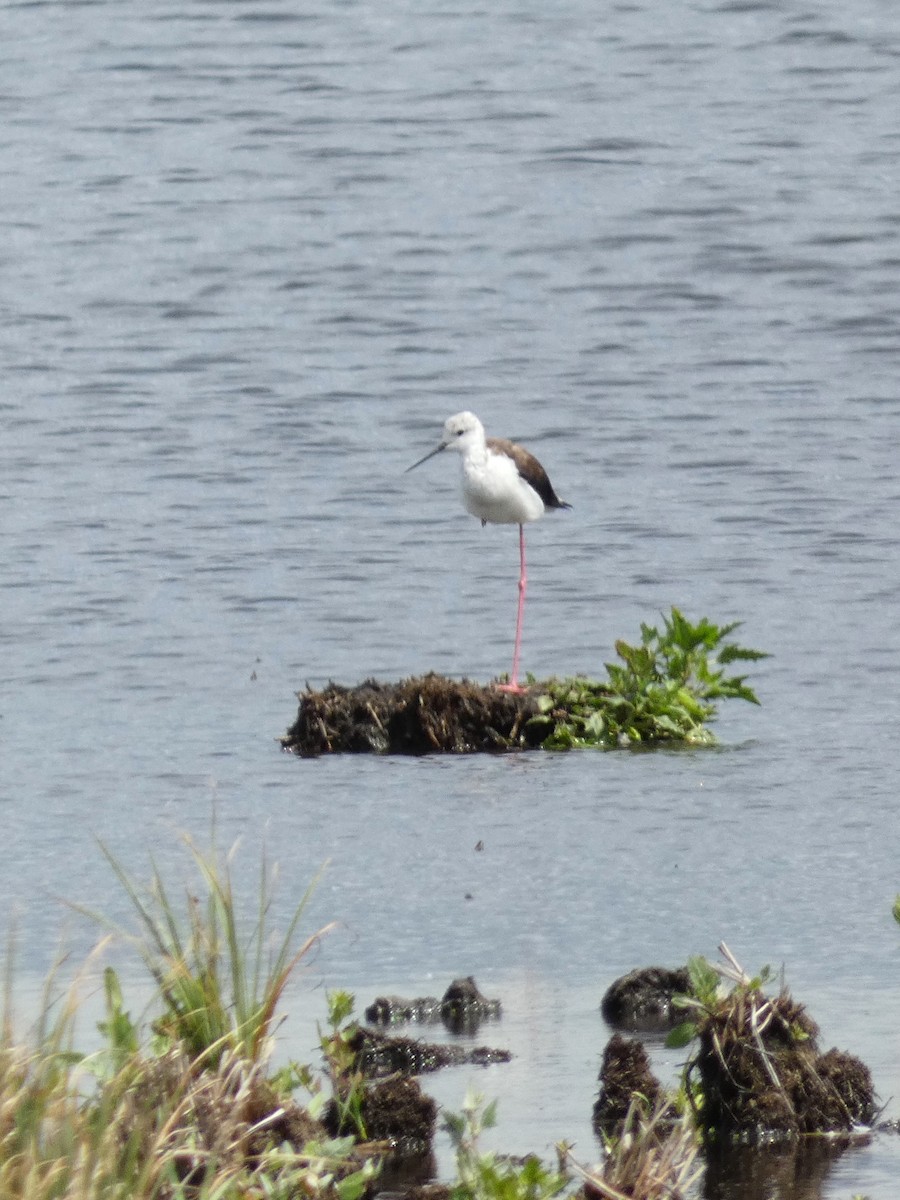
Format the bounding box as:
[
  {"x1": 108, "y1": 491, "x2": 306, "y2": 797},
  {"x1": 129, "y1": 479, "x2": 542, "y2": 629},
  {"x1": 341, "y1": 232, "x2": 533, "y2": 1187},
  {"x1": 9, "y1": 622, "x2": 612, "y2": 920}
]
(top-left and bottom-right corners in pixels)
[
  {"x1": 283, "y1": 609, "x2": 765, "y2": 756},
  {"x1": 532, "y1": 608, "x2": 766, "y2": 749}
]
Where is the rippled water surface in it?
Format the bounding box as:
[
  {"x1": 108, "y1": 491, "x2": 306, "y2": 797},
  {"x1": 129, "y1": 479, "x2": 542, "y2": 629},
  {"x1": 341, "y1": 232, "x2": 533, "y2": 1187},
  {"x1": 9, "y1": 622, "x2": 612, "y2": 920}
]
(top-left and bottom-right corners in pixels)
[{"x1": 4, "y1": 2, "x2": 900, "y2": 1195}]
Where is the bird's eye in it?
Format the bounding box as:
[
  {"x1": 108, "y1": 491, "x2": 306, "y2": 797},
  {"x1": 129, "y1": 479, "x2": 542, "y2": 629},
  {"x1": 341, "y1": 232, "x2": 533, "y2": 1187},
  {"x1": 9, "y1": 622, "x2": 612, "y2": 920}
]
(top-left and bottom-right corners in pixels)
[{"x1": 455, "y1": 429, "x2": 463, "y2": 437}]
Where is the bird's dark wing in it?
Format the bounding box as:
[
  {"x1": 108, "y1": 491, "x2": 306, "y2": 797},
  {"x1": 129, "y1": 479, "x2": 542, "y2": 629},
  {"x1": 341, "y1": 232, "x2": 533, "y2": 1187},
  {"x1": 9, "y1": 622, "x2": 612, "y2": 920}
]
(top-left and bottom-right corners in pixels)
[{"x1": 487, "y1": 437, "x2": 571, "y2": 511}]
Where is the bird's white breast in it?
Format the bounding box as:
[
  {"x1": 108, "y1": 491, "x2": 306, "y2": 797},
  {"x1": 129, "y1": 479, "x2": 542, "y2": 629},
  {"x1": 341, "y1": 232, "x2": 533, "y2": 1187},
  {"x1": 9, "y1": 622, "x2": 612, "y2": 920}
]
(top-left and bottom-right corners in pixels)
[{"x1": 459, "y1": 449, "x2": 545, "y2": 525}]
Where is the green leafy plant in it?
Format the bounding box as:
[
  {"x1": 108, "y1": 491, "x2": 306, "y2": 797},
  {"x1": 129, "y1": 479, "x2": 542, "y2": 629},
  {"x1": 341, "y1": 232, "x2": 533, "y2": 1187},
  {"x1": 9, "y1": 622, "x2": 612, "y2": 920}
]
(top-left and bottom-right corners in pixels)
[
  {"x1": 531, "y1": 608, "x2": 766, "y2": 749},
  {"x1": 89, "y1": 966, "x2": 140, "y2": 1080},
  {"x1": 446, "y1": 1091, "x2": 567, "y2": 1200}
]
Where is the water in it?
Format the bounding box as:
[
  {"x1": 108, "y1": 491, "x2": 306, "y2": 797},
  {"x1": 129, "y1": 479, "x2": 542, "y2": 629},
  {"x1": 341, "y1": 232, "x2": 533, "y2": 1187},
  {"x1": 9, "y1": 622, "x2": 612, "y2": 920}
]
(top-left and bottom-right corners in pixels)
[{"x1": 3, "y1": 0, "x2": 900, "y2": 1194}]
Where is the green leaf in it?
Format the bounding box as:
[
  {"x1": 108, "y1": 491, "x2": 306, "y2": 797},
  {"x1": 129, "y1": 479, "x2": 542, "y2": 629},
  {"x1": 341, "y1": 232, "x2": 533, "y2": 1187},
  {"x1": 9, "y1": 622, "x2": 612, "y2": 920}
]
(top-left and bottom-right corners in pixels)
[
  {"x1": 717, "y1": 645, "x2": 770, "y2": 664},
  {"x1": 665, "y1": 1021, "x2": 698, "y2": 1049}
]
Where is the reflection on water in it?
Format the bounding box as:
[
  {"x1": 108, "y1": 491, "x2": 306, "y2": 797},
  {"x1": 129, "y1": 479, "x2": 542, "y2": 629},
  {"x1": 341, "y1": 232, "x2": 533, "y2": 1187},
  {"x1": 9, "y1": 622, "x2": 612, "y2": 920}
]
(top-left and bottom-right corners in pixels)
[{"x1": 703, "y1": 1140, "x2": 870, "y2": 1200}]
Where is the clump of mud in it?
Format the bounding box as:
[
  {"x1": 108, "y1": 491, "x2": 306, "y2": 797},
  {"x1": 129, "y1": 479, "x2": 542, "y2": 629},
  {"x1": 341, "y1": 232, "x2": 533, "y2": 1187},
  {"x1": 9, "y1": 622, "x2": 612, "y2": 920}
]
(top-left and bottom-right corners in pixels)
[
  {"x1": 593, "y1": 1033, "x2": 668, "y2": 1135},
  {"x1": 281, "y1": 675, "x2": 541, "y2": 756},
  {"x1": 601, "y1": 966, "x2": 691, "y2": 1033},
  {"x1": 692, "y1": 985, "x2": 876, "y2": 1143}
]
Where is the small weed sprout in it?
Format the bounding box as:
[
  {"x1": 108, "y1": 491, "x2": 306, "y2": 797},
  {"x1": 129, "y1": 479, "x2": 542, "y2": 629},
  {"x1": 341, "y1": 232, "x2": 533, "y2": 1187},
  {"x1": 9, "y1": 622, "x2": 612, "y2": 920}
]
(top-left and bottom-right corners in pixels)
[
  {"x1": 666, "y1": 945, "x2": 775, "y2": 1053},
  {"x1": 445, "y1": 1091, "x2": 568, "y2": 1200},
  {"x1": 317, "y1": 989, "x2": 369, "y2": 1140}
]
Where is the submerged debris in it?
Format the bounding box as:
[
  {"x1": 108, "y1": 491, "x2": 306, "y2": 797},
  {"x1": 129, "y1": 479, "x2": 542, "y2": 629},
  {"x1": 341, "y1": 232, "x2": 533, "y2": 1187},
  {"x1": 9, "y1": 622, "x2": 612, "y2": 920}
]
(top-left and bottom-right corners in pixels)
[
  {"x1": 365, "y1": 994, "x2": 446, "y2": 1027},
  {"x1": 702, "y1": 1136, "x2": 865, "y2": 1200},
  {"x1": 365, "y1": 976, "x2": 501, "y2": 1033},
  {"x1": 441, "y1": 976, "x2": 502, "y2": 1033},
  {"x1": 601, "y1": 966, "x2": 691, "y2": 1033},
  {"x1": 282, "y1": 675, "x2": 539, "y2": 757}
]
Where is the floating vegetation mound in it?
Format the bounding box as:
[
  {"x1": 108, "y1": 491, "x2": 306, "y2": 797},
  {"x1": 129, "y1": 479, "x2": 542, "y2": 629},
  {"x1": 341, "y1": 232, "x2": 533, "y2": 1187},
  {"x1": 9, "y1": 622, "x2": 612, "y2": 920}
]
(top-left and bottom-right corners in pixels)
[
  {"x1": 693, "y1": 988, "x2": 875, "y2": 1142},
  {"x1": 323, "y1": 1074, "x2": 437, "y2": 1154},
  {"x1": 282, "y1": 609, "x2": 767, "y2": 756}
]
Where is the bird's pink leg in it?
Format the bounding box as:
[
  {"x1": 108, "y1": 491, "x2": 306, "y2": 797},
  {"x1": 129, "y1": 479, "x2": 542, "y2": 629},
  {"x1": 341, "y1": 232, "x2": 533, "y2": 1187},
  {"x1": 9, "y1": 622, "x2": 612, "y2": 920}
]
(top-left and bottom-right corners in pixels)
[{"x1": 498, "y1": 524, "x2": 527, "y2": 693}]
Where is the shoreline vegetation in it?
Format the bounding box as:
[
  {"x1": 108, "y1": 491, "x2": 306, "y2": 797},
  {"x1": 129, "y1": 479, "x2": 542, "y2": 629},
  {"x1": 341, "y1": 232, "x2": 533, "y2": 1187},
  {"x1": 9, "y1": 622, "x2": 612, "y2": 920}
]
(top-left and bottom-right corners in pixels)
[
  {"x1": 282, "y1": 609, "x2": 767, "y2": 756},
  {"x1": 1, "y1": 839, "x2": 890, "y2": 1200}
]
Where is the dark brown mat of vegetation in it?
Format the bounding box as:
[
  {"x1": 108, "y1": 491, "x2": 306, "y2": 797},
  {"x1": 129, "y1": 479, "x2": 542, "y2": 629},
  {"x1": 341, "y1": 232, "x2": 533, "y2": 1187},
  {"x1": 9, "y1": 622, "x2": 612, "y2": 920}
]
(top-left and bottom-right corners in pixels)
[{"x1": 282, "y1": 675, "x2": 540, "y2": 756}]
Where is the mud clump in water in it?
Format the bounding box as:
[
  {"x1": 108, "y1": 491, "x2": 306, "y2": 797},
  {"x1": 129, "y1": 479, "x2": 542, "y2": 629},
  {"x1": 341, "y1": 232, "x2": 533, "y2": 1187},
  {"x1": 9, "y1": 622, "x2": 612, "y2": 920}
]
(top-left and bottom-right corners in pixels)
[
  {"x1": 601, "y1": 965, "x2": 691, "y2": 1033},
  {"x1": 281, "y1": 675, "x2": 541, "y2": 756},
  {"x1": 348, "y1": 1027, "x2": 511, "y2": 1076},
  {"x1": 593, "y1": 1033, "x2": 668, "y2": 1135}
]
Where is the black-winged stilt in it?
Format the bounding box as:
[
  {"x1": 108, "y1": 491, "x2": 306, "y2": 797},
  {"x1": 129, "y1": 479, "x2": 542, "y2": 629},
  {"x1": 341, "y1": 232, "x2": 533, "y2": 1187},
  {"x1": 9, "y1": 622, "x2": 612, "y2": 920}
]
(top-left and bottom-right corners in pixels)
[{"x1": 406, "y1": 411, "x2": 571, "y2": 692}]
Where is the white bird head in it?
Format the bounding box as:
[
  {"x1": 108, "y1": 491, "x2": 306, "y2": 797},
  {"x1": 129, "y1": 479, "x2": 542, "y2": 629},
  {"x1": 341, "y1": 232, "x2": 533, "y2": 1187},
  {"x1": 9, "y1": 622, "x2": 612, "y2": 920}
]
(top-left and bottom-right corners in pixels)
[{"x1": 406, "y1": 411, "x2": 486, "y2": 471}]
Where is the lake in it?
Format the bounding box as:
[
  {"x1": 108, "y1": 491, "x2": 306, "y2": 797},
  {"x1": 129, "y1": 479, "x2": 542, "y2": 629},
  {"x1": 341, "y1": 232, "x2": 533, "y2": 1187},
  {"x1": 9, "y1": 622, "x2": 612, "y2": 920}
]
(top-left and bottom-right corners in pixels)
[{"x1": 3, "y1": 1, "x2": 900, "y2": 1195}]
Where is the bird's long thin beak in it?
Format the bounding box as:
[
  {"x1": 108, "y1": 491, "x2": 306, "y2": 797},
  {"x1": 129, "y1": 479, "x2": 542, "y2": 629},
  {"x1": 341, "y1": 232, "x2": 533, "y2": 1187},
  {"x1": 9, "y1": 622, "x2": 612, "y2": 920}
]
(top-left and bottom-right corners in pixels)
[{"x1": 405, "y1": 443, "x2": 446, "y2": 472}]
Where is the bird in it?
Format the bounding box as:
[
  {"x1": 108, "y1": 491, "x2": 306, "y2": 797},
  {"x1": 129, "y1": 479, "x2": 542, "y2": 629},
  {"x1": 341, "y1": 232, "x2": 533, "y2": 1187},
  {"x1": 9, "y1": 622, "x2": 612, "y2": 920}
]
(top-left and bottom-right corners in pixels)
[{"x1": 406, "y1": 411, "x2": 571, "y2": 692}]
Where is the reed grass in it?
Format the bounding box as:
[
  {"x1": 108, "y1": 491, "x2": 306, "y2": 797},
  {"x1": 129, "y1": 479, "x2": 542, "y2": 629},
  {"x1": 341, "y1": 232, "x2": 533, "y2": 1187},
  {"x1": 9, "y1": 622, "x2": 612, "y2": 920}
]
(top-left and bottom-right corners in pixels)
[{"x1": 85, "y1": 836, "x2": 333, "y2": 1066}]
